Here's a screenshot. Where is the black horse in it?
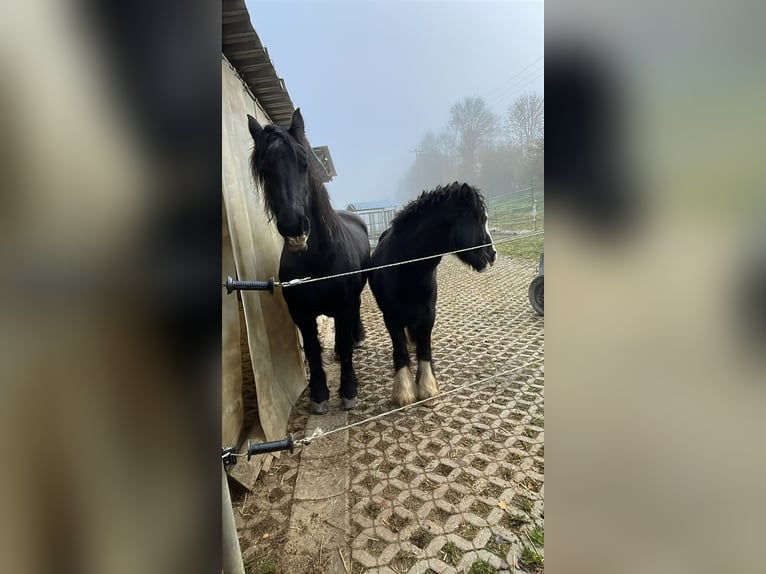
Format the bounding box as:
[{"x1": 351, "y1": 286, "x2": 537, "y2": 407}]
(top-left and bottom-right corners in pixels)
[
  {"x1": 369, "y1": 182, "x2": 496, "y2": 406},
  {"x1": 248, "y1": 109, "x2": 370, "y2": 414}
]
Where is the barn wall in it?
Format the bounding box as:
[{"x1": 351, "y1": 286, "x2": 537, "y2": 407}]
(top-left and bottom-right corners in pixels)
[{"x1": 221, "y1": 57, "x2": 307, "y2": 444}]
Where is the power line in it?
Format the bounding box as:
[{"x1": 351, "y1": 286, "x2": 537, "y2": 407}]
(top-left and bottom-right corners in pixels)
[
  {"x1": 489, "y1": 70, "x2": 544, "y2": 109},
  {"x1": 483, "y1": 55, "x2": 544, "y2": 101},
  {"x1": 486, "y1": 66, "x2": 544, "y2": 109},
  {"x1": 486, "y1": 63, "x2": 544, "y2": 105}
]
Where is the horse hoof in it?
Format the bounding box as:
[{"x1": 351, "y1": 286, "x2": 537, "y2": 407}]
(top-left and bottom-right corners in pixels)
[
  {"x1": 392, "y1": 367, "x2": 417, "y2": 407},
  {"x1": 417, "y1": 360, "x2": 439, "y2": 401},
  {"x1": 340, "y1": 396, "x2": 358, "y2": 410},
  {"x1": 310, "y1": 400, "x2": 329, "y2": 415}
]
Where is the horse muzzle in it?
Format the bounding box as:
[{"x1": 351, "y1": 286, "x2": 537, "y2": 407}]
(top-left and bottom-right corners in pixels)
[
  {"x1": 480, "y1": 248, "x2": 497, "y2": 272},
  {"x1": 286, "y1": 232, "x2": 309, "y2": 253}
]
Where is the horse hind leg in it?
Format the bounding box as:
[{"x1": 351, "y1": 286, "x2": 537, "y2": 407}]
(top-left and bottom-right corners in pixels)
[
  {"x1": 404, "y1": 327, "x2": 416, "y2": 354},
  {"x1": 353, "y1": 315, "x2": 366, "y2": 348},
  {"x1": 335, "y1": 301, "x2": 364, "y2": 361},
  {"x1": 336, "y1": 314, "x2": 359, "y2": 410}
]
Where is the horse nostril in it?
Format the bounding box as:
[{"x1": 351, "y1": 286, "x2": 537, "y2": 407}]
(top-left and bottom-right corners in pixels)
[{"x1": 301, "y1": 216, "x2": 310, "y2": 235}]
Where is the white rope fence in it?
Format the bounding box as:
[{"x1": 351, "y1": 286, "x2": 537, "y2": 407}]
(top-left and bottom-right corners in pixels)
[
  {"x1": 278, "y1": 230, "x2": 544, "y2": 288},
  {"x1": 295, "y1": 358, "x2": 543, "y2": 446}
]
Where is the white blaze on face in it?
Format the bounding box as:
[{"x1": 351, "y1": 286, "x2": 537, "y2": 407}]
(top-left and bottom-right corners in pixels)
[{"x1": 485, "y1": 208, "x2": 497, "y2": 257}]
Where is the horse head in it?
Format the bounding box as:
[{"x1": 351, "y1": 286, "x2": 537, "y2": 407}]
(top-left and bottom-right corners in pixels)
[
  {"x1": 248, "y1": 109, "x2": 312, "y2": 252},
  {"x1": 451, "y1": 183, "x2": 497, "y2": 272}
]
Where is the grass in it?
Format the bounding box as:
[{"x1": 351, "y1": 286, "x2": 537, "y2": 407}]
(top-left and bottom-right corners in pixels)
[
  {"x1": 244, "y1": 556, "x2": 277, "y2": 574},
  {"x1": 495, "y1": 233, "x2": 543, "y2": 262},
  {"x1": 487, "y1": 535, "x2": 511, "y2": 558},
  {"x1": 521, "y1": 546, "x2": 544, "y2": 570},
  {"x1": 500, "y1": 513, "x2": 529, "y2": 530},
  {"x1": 468, "y1": 559, "x2": 498, "y2": 574},
  {"x1": 487, "y1": 190, "x2": 544, "y2": 234},
  {"x1": 441, "y1": 542, "x2": 461, "y2": 566},
  {"x1": 514, "y1": 495, "x2": 534, "y2": 513},
  {"x1": 487, "y1": 187, "x2": 544, "y2": 262},
  {"x1": 528, "y1": 525, "x2": 544, "y2": 547}
]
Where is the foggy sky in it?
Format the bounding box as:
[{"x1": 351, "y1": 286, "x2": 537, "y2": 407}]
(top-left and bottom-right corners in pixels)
[{"x1": 246, "y1": 0, "x2": 544, "y2": 208}]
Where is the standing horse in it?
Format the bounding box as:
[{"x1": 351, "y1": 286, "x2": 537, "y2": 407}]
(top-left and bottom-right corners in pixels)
[
  {"x1": 248, "y1": 109, "x2": 370, "y2": 414},
  {"x1": 369, "y1": 182, "x2": 496, "y2": 407}
]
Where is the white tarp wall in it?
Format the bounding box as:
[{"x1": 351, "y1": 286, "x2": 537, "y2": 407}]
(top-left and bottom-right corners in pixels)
[{"x1": 221, "y1": 56, "x2": 306, "y2": 446}]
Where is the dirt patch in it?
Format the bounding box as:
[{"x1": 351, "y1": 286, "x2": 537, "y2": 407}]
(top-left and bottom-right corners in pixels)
[
  {"x1": 500, "y1": 513, "x2": 529, "y2": 530},
  {"x1": 386, "y1": 511, "x2": 410, "y2": 533},
  {"x1": 410, "y1": 527, "x2": 435, "y2": 549},
  {"x1": 365, "y1": 536, "x2": 386, "y2": 556},
  {"x1": 391, "y1": 550, "x2": 418, "y2": 573},
  {"x1": 457, "y1": 521, "x2": 480, "y2": 541}
]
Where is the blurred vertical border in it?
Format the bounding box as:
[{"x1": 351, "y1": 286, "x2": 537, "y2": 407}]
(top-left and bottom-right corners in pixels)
[
  {"x1": 0, "y1": 1, "x2": 221, "y2": 573},
  {"x1": 546, "y1": 1, "x2": 766, "y2": 573}
]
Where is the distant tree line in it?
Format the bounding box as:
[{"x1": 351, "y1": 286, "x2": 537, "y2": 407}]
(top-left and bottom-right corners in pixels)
[{"x1": 398, "y1": 92, "x2": 543, "y2": 203}]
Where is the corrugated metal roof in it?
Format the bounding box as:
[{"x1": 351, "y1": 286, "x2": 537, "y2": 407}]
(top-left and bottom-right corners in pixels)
[
  {"x1": 222, "y1": 0, "x2": 336, "y2": 182},
  {"x1": 346, "y1": 201, "x2": 398, "y2": 212},
  {"x1": 222, "y1": 0, "x2": 295, "y2": 127}
]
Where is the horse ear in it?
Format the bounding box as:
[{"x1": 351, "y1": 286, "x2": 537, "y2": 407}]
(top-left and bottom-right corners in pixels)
[
  {"x1": 289, "y1": 108, "x2": 305, "y2": 140},
  {"x1": 247, "y1": 114, "x2": 263, "y2": 141}
]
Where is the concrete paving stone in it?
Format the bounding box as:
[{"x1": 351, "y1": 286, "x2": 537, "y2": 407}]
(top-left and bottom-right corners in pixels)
[
  {"x1": 236, "y1": 257, "x2": 545, "y2": 573},
  {"x1": 300, "y1": 412, "x2": 349, "y2": 460},
  {"x1": 293, "y1": 456, "x2": 349, "y2": 500}
]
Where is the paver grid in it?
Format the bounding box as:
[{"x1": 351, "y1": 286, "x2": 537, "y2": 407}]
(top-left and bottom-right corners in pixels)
[{"x1": 235, "y1": 254, "x2": 544, "y2": 574}]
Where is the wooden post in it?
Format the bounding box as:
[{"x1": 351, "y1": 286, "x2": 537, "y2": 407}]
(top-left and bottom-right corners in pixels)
[{"x1": 222, "y1": 465, "x2": 246, "y2": 574}]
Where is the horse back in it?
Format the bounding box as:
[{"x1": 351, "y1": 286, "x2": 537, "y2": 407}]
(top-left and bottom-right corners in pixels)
[{"x1": 336, "y1": 210, "x2": 368, "y2": 238}]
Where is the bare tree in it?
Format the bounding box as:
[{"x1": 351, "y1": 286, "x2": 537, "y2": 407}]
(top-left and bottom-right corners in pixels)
[
  {"x1": 506, "y1": 92, "x2": 544, "y2": 156},
  {"x1": 448, "y1": 97, "x2": 499, "y2": 180},
  {"x1": 399, "y1": 131, "x2": 456, "y2": 203}
]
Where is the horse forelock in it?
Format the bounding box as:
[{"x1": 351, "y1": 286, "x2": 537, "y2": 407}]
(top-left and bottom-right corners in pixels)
[
  {"x1": 249, "y1": 124, "x2": 341, "y2": 238},
  {"x1": 250, "y1": 125, "x2": 299, "y2": 220}
]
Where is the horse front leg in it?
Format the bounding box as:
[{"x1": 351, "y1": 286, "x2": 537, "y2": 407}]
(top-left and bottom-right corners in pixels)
[
  {"x1": 335, "y1": 313, "x2": 358, "y2": 410},
  {"x1": 413, "y1": 309, "x2": 439, "y2": 401},
  {"x1": 296, "y1": 317, "x2": 330, "y2": 415},
  {"x1": 384, "y1": 316, "x2": 416, "y2": 407}
]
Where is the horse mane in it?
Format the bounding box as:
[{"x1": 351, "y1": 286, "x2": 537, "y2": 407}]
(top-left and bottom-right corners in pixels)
[
  {"x1": 391, "y1": 182, "x2": 487, "y2": 231},
  {"x1": 250, "y1": 124, "x2": 341, "y2": 237}
]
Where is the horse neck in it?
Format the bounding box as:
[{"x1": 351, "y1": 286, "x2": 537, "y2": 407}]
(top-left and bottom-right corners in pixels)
[
  {"x1": 305, "y1": 178, "x2": 341, "y2": 252},
  {"x1": 391, "y1": 207, "x2": 456, "y2": 270}
]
